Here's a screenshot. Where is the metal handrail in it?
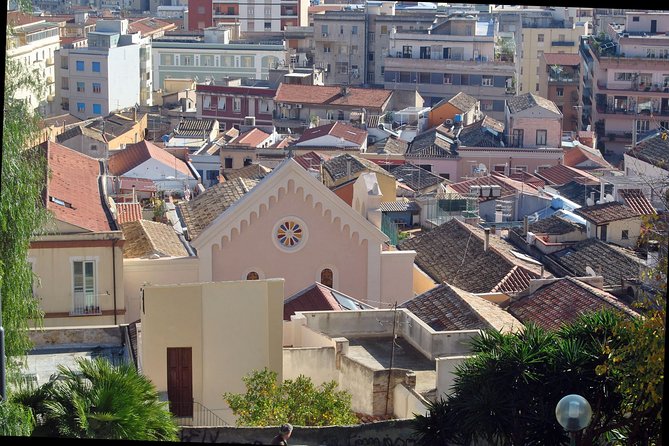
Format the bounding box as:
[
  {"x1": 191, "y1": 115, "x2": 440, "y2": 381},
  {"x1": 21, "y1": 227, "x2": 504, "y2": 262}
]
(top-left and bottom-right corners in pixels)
[{"x1": 172, "y1": 401, "x2": 229, "y2": 427}]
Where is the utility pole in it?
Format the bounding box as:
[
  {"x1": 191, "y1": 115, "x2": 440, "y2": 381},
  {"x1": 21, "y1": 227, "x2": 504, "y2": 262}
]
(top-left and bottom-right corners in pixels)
[{"x1": 384, "y1": 302, "x2": 398, "y2": 416}]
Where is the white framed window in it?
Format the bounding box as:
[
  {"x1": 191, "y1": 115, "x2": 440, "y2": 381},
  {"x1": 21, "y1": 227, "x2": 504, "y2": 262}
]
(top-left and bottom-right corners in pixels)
[
  {"x1": 218, "y1": 97, "x2": 226, "y2": 110},
  {"x1": 203, "y1": 95, "x2": 212, "y2": 109},
  {"x1": 536, "y1": 129, "x2": 547, "y2": 145},
  {"x1": 538, "y1": 34, "x2": 544, "y2": 42},
  {"x1": 443, "y1": 73, "x2": 452, "y2": 84},
  {"x1": 71, "y1": 258, "x2": 99, "y2": 315},
  {"x1": 259, "y1": 100, "x2": 270, "y2": 113},
  {"x1": 557, "y1": 87, "x2": 564, "y2": 97},
  {"x1": 482, "y1": 75, "x2": 493, "y2": 86},
  {"x1": 233, "y1": 97, "x2": 241, "y2": 112},
  {"x1": 637, "y1": 120, "x2": 650, "y2": 133}
]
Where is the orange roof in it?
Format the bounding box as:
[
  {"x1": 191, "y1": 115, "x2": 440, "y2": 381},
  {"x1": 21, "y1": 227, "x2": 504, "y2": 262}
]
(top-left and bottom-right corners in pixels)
[
  {"x1": 115, "y1": 202, "x2": 144, "y2": 224},
  {"x1": 43, "y1": 141, "x2": 114, "y2": 232},
  {"x1": 563, "y1": 145, "x2": 613, "y2": 169},
  {"x1": 543, "y1": 53, "x2": 581, "y2": 66},
  {"x1": 275, "y1": 84, "x2": 392, "y2": 110},
  {"x1": 128, "y1": 17, "x2": 177, "y2": 37},
  {"x1": 7, "y1": 11, "x2": 44, "y2": 27},
  {"x1": 229, "y1": 128, "x2": 271, "y2": 147},
  {"x1": 296, "y1": 122, "x2": 367, "y2": 146},
  {"x1": 107, "y1": 140, "x2": 193, "y2": 178},
  {"x1": 535, "y1": 163, "x2": 600, "y2": 186}
]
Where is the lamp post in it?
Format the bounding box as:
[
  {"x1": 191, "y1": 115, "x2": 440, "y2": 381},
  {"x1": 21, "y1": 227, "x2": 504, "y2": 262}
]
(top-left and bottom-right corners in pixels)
[{"x1": 555, "y1": 394, "x2": 592, "y2": 446}]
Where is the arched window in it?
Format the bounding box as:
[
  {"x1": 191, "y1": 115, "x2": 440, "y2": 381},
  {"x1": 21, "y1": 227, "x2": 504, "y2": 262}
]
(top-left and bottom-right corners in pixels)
[
  {"x1": 246, "y1": 271, "x2": 259, "y2": 280},
  {"x1": 320, "y1": 269, "x2": 333, "y2": 288}
]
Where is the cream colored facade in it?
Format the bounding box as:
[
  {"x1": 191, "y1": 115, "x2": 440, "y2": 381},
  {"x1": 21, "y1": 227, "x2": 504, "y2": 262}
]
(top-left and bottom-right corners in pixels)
[
  {"x1": 519, "y1": 24, "x2": 587, "y2": 96},
  {"x1": 585, "y1": 217, "x2": 642, "y2": 249},
  {"x1": 29, "y1": 232, "x2": 126, "y2": 327},
  {"x1": 141, "y1": 279, "x2": 284, "y2": 424}
]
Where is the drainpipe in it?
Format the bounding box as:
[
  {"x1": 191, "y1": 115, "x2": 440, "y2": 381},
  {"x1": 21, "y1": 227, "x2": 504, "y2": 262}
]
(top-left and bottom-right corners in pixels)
[{"x1": 112, "y1": 238, "x2": 118, "y2": 325}]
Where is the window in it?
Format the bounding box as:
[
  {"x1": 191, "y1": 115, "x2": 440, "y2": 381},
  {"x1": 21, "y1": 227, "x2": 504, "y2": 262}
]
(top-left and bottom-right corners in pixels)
[
  {"x1": 637, "y1": 120, "x2": 650, "y2": 132},
  {"x1": 536, "y1": 129, "x2": 547, "y2": 145},
  {"x1": 92, "y1": 104, "x2": 101, "y2": 115},
  {"x1": 556, "y1": 87, "x2": 564, "y2": 97},
  {"x1": 443, "y1": 47, "x2": 451, "y2": 59},
  {"x1": 75, "y1": 60, "x2": 84, "y2": 71},
  {"x1": 615, "y1": 72, "x2": 634, "y2": 81},
  {"x1": 352, "y1": 25, "x2": 358, "y2": 35},
  {"x1": 224, "y1": 157, "x2": 233, "y2": 169},
  {"x1": 536, "y1": 66, "x2": 541, "y2": 75},
  {"x1": 264, "y1": 6, "x2": 271, "y2": 16},
  {"x1": 181, "y1": 55, "x2": 193, "y2": 66},
  {"x1": 443, "y1": 73, "x2": 452, "y2": 84},
  {"x1": 90, "y1": 144, "x2": 98, "y2": 151},
  {"x1": 201, "y1": 55, "x2": 214, "y2": 66},
  {"x1": 228, "y1": 6, "x2": 235, "y2": 14},
  {"x1": 203, "y1": 95, "x2": 212, "y2": 109},
  {"x1": 92, "y1": 61, "x2": 100, "y2": 72},
  {"x1": 536, "y1": 83, "x2": 539, "y2": 92},
  {"x1": 322, "y1": 25, "x2": 328, "y2": 34},
  {"x1": 323, "y1": 44, "x2": 331, "y2": 53},
  {"x1": 76, "y1": 82, "x2": 85, "y2": 92},
  {"x1": 93, "y1": 82, "x2": 101, "y2": 93},
  {"x1": 233, "y1": 97, "x2": 241, "y2": 112},
  {"x1": 482, "y1": 75, "x2": 493, "y2": 86},
  {"x1": 218, "y1": 97, "x2": 226, "y2": 110},
  {"x1": 264, "y1": 22, "x2": 271, "y2": 30},
  {"x1": 77, "y1": 102, "x2": 85, "y2": 113},
  {"x1": 72, "y1": 260, "x2": 97, "y2": 315},
  {"x1": 512, "y1": 129, "x2": 524, "y2": 147},
  {"x1": 418, "y1": 72, "x2": 430, "y2": 84},
  {"x1": 368, "y1": 52, "x2": 374, "y2": 61},
  {"x1": 622, "y1": 230, "x2": 629, "y2": 240},
  {"x1": 338, "y1": 110, "x2": 344, "y2": 120},
  {"x1": 246, "y1": 271, "x2": 259, "y2": 280},
  {"x1": 380, "y1": 25, "x2": 388, "y2": 35},
  {"x1": 419, "y1": 46, "x2": 431, "y2": 59},
  {"x1": 248, "y1": 7, "x2": 254, "y2": 16},
  {"x1": 402, "y1": 46, "x2": 413, "y2": 58},
  {"x1": 244, "y1": 158, "x2": 253, "y2": 166},
  {"x1": 538, "y1": 34, "x2": 544, "y2": 42},
  {"x1": 320, "y1": 269, "x2": 333, "y2": 287},
  {"x1": 632, "y1": 16, "x2": 640, "y2": 22},
  {"x1": 558, "y1": 34, "x2": 565, "y2": 42}
]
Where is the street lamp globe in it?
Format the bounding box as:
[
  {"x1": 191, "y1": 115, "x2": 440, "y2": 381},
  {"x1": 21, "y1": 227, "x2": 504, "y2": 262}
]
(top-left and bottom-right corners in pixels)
[{"x1": 556, "y1": 394, "x2": 592, "y2": 432}]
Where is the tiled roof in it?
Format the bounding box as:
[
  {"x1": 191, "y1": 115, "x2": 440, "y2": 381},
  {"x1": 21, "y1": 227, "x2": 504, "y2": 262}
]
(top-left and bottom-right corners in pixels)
[
  {"x1": 115, "y1": 202, "x2": 143, "y2": 224},
  {"x1": 223, "y1": 163, "x2": 272, "y2": 181},
  {"x1": 406, "y1": 127, "x2": 458, "y2": 159},
  {"x1": 527, "y1": 215, "x2": 584, "y2": 235},
  {"x1": 177, "y1": 177, "x2": 259, "y2": 239},
  {"x1": 548, "y1": 238, "x2": 644, "y2": 288},
  {"x1": 619, "y1": 189, "x2": 656, "y2": 215},
  {"x1": 390, "y1": 164, "x2": 446, "y2": 191},
  {"x1": 507, "y1": 277, "x2": 637, "y2": 331},
  {"x1": 228, "y1": 128, "x2": 271, "y2": 147},
  {"x1": 40, "y1": 113, "x2": 83, "y2": 129},
  {"x1": 542, "y1": 53, "x2": 581, "y2": 66},
  {"x1": 293, "y1": 151, "x2": 332, "y2": 170},
  {"x1": 322, "y1": 153, "x2": 392, "y2": 183},
  {"x1": 175, "y1": 118, "x2": 217, "y2": 138},
  {"x1": 274, "y1": 84, "x2": 392, "y2": 109},
  {"x1": 492, "y1": 266, "x2": 537, "y2": 294},
  {"x1": 535, "y1": 164, "x2": 600, "y2": 186},
  {"x1": 127, "y1": 17, "x2": 177, "y2": 37},
  {"x1": 7, "y1": 11, "x2": 44, "y2": 26},
  {"x1": 271, "y1": 135, "x2": 297, "y2": 149},
  {"x1": 445, "y1": 92, "x2": 479, "y2": 113},
  {"x1": 507, "y1": 171, "x2": 546, "y2": 188},
  {"x1": 56, "y1": 125, "x2": 106, "y2": 144},
  {"x1": 574, "y1": 202, "x2": 640, "y2": 224},
  {"x1": 295, "y1": 122, "x2": 367, "y2": 146},
  {"x1": 117, "y1": 176, "x2": 157, "y2": 192},
  {"x1": 554, "y1": 181, "x2": 610, "y2": 207},
  {"x1": 563, "y1": 145, "x2": 613, "y2": 169},
  {"x1": 456, "y1": 118, "x2": 505, "y2": 148},
  {"x1": 626, "y1": 131, "x2": 669, "y2": 170},
  {"x1": 284, "y1": 282, "x2": 371, "y2": 321},
  {"x1": 397, "y1": 219, "x2": 541, "y2": 293},
  {"x1": 368, "y1": 135, "x2": 409, "y2": 155},
  {"x1": 107, "y1": 140, "x2": 193, "y2": 178},
  {"x1": 43, "y1": 141, "x2": 114, "y2": 232},
  {"x1": 399, "y1": 283, "x2": 488, "y2": 331},
  {"x1": 507, "y1": 92, "x2": 561, "y2": 115},
  {"x1": 120, "y1": 219, "x2": 189, "y2": 259},
  {"x1": 379, "y1": 200, "x2": 421, "y2": 213},
  {"x1": 447, "y1": 174, "x2": 540, "y2": 203}
]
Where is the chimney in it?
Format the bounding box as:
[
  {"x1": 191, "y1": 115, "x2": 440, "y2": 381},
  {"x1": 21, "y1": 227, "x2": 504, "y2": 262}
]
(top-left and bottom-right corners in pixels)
[
  {"x1": 132, "y1": 185, "x2": 136, "y2": 203},
  {"x1": 589, "y1": 191, "x2": 596, "y2": 205},
  {"x1": 484, "y1": 227, "x2": 490, "y2": 252},
  {"x1": 490, "y1": 225, "x2": 496, "y2": 235},
  {"x1": 523, "y1": 215, "x2": 529, "y2": 234},
  {"x1": 133, "y1": 106, "x2": 137, "y2": 122},
  {"x1": 346, "y1": 158, "x2": 351, "y2": 179}
]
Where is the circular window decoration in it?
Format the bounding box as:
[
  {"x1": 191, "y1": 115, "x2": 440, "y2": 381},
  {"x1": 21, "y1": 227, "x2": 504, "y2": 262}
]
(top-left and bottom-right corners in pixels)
[{"x1": 273, "y1": 217, "x2": 308, "y2": 253}]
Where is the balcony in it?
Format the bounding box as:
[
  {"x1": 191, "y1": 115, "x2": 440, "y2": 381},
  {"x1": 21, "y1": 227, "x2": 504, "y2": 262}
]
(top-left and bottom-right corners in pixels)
[
  {"x1": 551, "y1": 41, "x2": 575, "y2": 47},
  {"x1": 46, "y1": 56, "x2": 54, "y2": 66}
]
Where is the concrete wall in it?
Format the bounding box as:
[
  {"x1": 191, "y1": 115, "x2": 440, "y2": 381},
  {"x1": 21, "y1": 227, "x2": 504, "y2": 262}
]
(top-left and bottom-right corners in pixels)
[
  {"x1": 380, "y1": 250, "x2": 417, "y2": 307},
  {"x1": 412, "y1": 264, "x2": 437, "y2": 296},
  {"x1": 179, "y1": 419, "x2": 417, "y2": 445},
  {"x1": 29, "y1": 325, "x2": 124, "y2": 348},
  {"x1": 436, "y1": 355, "x2": 471, "y2": 399},
  {"x1": 123, "y1": 257, "x2": 200, "y2": 324},
  {"x1": 338, "y1": 355, "x2": 375, "y2": 415},
  {"x1": 283, "y1": 347, "x2": 338, "y2": 386},
  {"x1": 394, "y1": 382, "x2": 429, "y2": 419}
]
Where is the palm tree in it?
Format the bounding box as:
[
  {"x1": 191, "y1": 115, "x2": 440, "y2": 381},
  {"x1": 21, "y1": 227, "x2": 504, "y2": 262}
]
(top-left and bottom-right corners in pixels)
[{"x1": 14, "y1": 357, "x2": 179, "y2": 441}]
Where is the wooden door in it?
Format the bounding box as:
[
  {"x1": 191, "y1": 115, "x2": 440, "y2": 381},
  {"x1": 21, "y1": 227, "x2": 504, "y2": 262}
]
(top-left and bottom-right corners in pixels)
[{"x1": 167, "y1": 347, "x2": 193, "y2": 417}]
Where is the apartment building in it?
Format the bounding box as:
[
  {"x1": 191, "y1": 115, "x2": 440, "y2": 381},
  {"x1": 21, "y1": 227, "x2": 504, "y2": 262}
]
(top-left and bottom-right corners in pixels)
[
  {"x1": 580, "y1": 11, "x2": 669, "y2": 155},
  {"x1": 187, "y1": 0, "x2": 308, "y2": 33},
  {"x1": 151, "y1": 27, "x2": 287, "y2": 91},
  {"x1": 538, "y1": 53, "x2": 581, "y2": 132},
  {"x1": 7, "y1": 11, "x2": 61, "y2": 116},
  {"x1": 55, "y1": 20, "x2": 141, "y2": 119},
  {"x1": 382, "y1": 13, "x2": 515, "y2": 121}
]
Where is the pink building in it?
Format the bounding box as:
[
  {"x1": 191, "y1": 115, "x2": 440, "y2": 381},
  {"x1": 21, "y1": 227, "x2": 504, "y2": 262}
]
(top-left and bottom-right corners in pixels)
[{"x1": 505, "y1": 93, "x2": 563, "y2": 149}]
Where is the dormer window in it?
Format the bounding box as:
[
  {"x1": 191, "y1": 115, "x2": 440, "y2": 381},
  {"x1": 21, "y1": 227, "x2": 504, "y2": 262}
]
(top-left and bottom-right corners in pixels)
[{"x1": 49, "y1": 196, "x2": 73, "y2": 208}]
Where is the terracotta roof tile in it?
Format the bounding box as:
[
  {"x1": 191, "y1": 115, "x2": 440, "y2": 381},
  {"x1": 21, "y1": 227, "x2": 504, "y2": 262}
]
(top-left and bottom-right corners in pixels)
[
  {"x1": 107, "y1": 140, "x2": 193, "y2": 178},
  {"x1": 379, "y1": 200, "x2": 421, "y2": 213},
  {"x1": 115, "y1": 202, "x2": 143, "y2": 224},
  {"x1": 508, "y1": 277, "x2": 637, "y2": 330},
  {"x1": 223, "y1": 163, "x2": 272, "y2": 181},
  {"x1": 275, "y1": 84, "x2": 392, "y2": 110},
  {"x1": 284, "y1": 282, "x2": 371, "y2": 321},
  {"x1": 397, "y1": 219, "x2": 541, "y2": 293},
  {"x1": 492, "y1": 265, "x2": 537, "y2": 294},
  {"x1": 626, "y1": 131, "x2": 669, "y2": 170},
  {"x1": 390, "y1": 164, "x2": 446, "y2": 191},
  {"x1": 527, "y1": 215, "x2": 584, "y2": 235},
  {"x1": 120, "y1": 219, "x2": 189, "y2": 258},
  {"x1": 447, "y1": 174, "x2": 540, "y2": 203},
  {"x1": 229, "y1": 128, "x2": 272, "y2": 147},
  {"x1": 117, "y1": 176, "x2": 157, "y2": 192},
  {"x1": 368, "y1": 135, "x2": 409, "y2": 155},
  {"x1": 574, "y1": 202, "x2": 640, "y2": 224},
  {"x1": 296, "y1": 122, "x2": 367, "y2": 146},
  {"x1": 293, "y1": 151, "x2": 332, "y2": 170},
  {"x1": 548, "y1": 238, "x2": 644, "y2": 288},
  {"x1": 535, "y1": 164, "x2": 600, "y2": 186},
  {"x1": 323, "y1": 153, "x2": 393, "y2": 184},
  {"x1": 43, "y1": 141, "x2": 114, "y2": 233},
  {"x1": 563, "y1": 145, "x2": 613, "y2": 169},
  {"x1": 177, "y1": 177, "x2": 259, "y2": 239},
  {"x1": 619, "y1": 189, "x2": 656, "y2": 215},
  {"x1": 175, "y1": 118, "x2": 217, "y2": 138}
]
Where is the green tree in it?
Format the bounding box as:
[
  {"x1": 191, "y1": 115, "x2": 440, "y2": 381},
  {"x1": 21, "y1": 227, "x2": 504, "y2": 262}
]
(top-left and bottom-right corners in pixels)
[
  {"x1": 223, "y1": 368, "x2": 358, "y2": 427},
  {"x1": 14, "y1": 357, "x2": 179, "y2": 440}
]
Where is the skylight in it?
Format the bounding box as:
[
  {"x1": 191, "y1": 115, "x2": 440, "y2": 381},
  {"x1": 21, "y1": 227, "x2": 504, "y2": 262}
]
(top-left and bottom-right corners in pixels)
[{"x1": 49, "y1": 196, "x2": 73, "y2": 209}]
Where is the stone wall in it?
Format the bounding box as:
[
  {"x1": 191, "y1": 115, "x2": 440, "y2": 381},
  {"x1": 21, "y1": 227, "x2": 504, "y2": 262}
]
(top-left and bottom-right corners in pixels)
[
  {"x1": 179, "y1": 419, "x2": 419, "y2": 445},
  {"x1": 29, "y1": 325, "x2": 124, "y2": 349}
]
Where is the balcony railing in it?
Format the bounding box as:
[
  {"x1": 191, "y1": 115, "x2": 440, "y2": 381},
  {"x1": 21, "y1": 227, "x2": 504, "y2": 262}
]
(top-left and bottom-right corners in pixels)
[{"x1": 172, "y1": 401, "x2": 229, "y2": 427}]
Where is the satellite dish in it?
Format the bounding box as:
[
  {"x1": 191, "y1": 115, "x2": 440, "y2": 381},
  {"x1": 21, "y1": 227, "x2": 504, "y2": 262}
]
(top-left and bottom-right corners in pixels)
[
  {"x1": 585, "y1": 266, "x2": 597, "y2": 277},
  {"x1": 605, "y1": 194, "x2": 615, "y2": 202},
  {"x1": 586, "y1": 197, "x2": 594, "y2": 206}
]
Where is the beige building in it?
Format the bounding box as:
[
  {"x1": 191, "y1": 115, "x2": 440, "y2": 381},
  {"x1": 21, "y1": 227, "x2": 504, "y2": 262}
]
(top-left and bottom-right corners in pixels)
[
  {"x1": 141, "y1": 279, "x2": 284, "y2": 423},
  {"x1": 29, "y1": 142, "x2": 125, "y2": 327}
]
